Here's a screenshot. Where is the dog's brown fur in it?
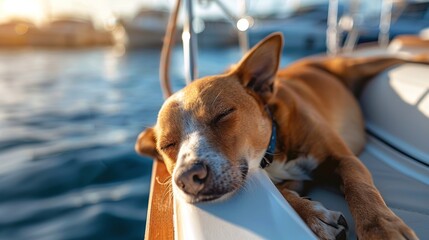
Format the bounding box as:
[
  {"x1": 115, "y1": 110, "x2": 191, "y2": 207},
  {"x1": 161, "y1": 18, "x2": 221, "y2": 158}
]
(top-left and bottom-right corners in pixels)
[{"x1": 136, "y1": 33, "x2": 426, "y2": 239}]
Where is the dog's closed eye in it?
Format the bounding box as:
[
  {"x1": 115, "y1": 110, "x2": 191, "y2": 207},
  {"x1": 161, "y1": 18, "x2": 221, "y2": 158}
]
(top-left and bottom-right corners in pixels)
[
  {"x1": 160, "y1": 142, "x2": 176, "y2": 151},
  {"x1": 212, "y1": 108, "x2": 236, "y2": 125}
]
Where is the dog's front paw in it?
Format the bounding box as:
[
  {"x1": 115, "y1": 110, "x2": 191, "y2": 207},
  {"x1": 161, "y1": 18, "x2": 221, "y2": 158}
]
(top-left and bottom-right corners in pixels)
[
  {"x1": 298, "y1": 200, "x2": 348, "y2": 240},
  {"x1": 358, "y1": 211, "x2": 418, "y2": 240}
]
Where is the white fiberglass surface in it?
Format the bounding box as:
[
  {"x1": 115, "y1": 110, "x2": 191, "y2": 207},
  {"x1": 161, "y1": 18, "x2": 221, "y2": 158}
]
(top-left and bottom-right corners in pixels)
[
  {"x1": 360, "y1": 64, "x2": 429, "y2": 165},
  {"x1": 173, "y1": 169, "x2": 316, "y2": 240}
]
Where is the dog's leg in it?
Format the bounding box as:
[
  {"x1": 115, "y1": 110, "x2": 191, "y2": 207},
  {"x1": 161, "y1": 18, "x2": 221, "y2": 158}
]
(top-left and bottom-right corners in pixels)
[
  {"x1": 333, "y1": 155, "x2": 418, "y2": 240},
  {"x1": 277, "y1": 185, "x2": 348, "y2": 240},
  {"x1": 311, "y1": 129, "x2": 419, "y2": 240}
]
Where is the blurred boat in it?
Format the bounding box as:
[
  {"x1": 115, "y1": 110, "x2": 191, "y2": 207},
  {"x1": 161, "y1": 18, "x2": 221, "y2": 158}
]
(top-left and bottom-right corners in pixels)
[
  {"x1": 196, "y1": 18, "x2": 238, "y2": 47},
  {"x1": 0, "y1": 17, "x2": 115, "y2": 48},
  {"x1": 122, "y1": 7, "x2": 238, "y2": 48},
  {"x1": 249, "y1": 3, "x2": 344, "y2": 51},
  {"x1": 38, "y1": 17, "x2": 114, "y2": 47},
  {"x1": 358, "y1": 0, "x2": 429, "y2": 43},
  {"x1": 0, "y1": 19, "x2": 40, "y2": 47},
  {"x1": 121, "y1": 8, "x2": 173, "y2": 48}
]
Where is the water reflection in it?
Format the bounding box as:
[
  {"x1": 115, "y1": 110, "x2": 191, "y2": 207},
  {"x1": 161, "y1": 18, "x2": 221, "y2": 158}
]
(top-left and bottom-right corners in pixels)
[{"x1": 0, "y1": 46, "x2": 159, "y2": 240}]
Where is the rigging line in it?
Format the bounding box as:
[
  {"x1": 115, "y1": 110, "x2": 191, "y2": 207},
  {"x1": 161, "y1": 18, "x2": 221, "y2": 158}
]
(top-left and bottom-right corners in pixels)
[{"x1": 160, "y1": 0, "x2": 182, "y2": 99}]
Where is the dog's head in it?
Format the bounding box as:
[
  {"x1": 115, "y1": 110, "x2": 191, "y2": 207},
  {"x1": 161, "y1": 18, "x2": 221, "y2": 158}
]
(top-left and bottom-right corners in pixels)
[{"x1": 136, "y1": 33, "x2": 283, "y2": 203}]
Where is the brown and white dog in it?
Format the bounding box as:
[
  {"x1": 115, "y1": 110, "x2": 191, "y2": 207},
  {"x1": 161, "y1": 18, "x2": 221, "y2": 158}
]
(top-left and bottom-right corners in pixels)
[{"x1": 136, "y1": 33, "x2": 425, "y2": 239}]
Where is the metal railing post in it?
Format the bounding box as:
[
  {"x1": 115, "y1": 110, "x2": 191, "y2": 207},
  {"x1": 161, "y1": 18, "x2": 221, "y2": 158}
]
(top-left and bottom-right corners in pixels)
[
  {"x1": 379, "y1": 0, "x2": 393, "y2": 48},
  {"x1": 211, "y1": 0, "x2": 250, "y2": 55},
  {"x1": 343, "y1": 0, "x2": 361, "y2": 52},
  {"x1": 238, "y1": 0, "x2": 249, "y2": 54},
  {"x1": 326, "y1": 0, "x2": 339, "y2": 55},
  {"x1": 183, "y1": 0, "x2": 198, "y2": 83}
]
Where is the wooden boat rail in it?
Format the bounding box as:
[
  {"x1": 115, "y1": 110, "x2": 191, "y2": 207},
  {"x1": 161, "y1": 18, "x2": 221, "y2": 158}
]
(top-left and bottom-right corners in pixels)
[{"x1": 145, "y1": 160, "x2": 174, "y2": 240}]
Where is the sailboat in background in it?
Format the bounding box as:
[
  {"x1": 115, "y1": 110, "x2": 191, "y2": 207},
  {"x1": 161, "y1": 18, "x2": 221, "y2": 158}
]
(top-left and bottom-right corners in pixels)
[
  {"x1": 0, "y1": 0, "x2": 116, "y2": 48},
  {"x1": 120, "y1": 8, "x2": 174, "y2": 48}
]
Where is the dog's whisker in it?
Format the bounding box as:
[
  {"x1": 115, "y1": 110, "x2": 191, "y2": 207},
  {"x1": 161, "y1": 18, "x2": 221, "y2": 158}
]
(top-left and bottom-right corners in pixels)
[
  {"x1": 166, "y1": 188, "x2": 173, "y2": 206},
  {"x1": 157, "y1": 176, "x2": 173, "y2": 205},
  {"x1": 161, "y1": 186, "x2": 173, "y2": 204},
  {"x1": 262, "y1": 156, "x2": 269, "y2": 163},
  {"x1": 156, "y1": 176, "x2": 172, "y2": 186},
  {"x1": 234, "y1": 180, "x2": 249, "y2": 193},
  {"x1": 211, "y1": 91, "x2": 223, "y2": 107},
  {"x1": 264, "y1": 151, "x2": 282, "y2": 156}
]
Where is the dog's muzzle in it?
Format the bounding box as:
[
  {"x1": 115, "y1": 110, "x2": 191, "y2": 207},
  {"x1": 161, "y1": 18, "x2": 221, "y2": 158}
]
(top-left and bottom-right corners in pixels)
[
  {"x1": 175, "y1": 162, "x2": 208, "y2": 196},
  {"x1": 174, "y1": 159, "x2": 248, "y2": 203}
]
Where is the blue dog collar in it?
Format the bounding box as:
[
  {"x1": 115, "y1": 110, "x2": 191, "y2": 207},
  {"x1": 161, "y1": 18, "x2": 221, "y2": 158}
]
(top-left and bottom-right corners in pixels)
[{"x1": 260, "y1": 109, "x2": 277, "y2": 169}]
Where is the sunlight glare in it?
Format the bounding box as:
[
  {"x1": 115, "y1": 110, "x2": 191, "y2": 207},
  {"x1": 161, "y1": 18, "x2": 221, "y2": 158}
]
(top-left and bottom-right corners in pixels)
[
  {"x1": 237, "y1": 18, "x2": 249, "y2": 31},
  {"x1": 389, "y1": 64, "x2": 429, "y2": 118},
  {"x1": 1, "y1": 0, "x2": 45, "y2": 24},
  {"x1": 182, "y1": 31, "x2": 190, "y2": 42},
  {"x1": 14, "y1": 23, "x2": 29, "y2": 35},
  {"x1": 237, "y1": 17, "x2": 254, "y2": 32}
]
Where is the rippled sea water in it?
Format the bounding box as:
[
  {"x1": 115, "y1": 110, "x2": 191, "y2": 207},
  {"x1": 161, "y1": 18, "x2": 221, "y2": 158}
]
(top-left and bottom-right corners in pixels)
[{"x1": 0, "y1": 46, "x2": 313, "y2": 240}]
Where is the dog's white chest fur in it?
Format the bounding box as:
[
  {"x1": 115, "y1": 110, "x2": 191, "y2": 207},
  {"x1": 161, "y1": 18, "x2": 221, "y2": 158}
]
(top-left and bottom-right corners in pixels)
[{"x1": 264, "y1": 156, "x2": 318, "y2": 184}]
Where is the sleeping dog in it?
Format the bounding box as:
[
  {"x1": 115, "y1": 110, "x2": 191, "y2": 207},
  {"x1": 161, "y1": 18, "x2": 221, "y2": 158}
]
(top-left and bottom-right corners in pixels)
[{"x1": 136, "y1": 33, "x2": 422, "y2": 239}]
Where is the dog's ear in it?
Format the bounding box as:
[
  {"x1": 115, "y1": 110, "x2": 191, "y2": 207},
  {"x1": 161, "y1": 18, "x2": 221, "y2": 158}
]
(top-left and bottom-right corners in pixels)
[
  {"x1": 135, "y1": 127, "x2": 160, "y2": 159},
  {"x1": 233, "y1": 32, "x2": 283, "y2": 101}
]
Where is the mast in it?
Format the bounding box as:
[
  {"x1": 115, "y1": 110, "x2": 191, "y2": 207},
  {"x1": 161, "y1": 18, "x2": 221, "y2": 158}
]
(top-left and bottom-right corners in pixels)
[
  {"x1": 182, "y1": 0, "x2": 198, "y2": 84},
  {"x1": 326, "y1": 0, "x2": 339, "y2": 55},
  {"x1": 378, "y1": 0, "x2": 393, "y2": 47}
]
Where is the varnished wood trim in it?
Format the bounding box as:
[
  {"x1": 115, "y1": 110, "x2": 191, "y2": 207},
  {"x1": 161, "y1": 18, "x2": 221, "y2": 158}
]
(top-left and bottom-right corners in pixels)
[{"x1": 145, "y1": 160, "x2": 174, "y2": 240}]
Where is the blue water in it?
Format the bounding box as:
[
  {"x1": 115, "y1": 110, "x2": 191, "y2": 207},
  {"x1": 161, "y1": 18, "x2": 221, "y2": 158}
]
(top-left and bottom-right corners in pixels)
[{"x1": 0, "y1": 46, "x2": 313, "y2": 240}]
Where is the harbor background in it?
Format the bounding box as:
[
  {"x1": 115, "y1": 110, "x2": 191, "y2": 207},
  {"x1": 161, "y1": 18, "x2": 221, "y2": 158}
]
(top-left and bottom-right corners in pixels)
[{"x1": 0, "y1": 0, "x2": 428, "y2": 239}]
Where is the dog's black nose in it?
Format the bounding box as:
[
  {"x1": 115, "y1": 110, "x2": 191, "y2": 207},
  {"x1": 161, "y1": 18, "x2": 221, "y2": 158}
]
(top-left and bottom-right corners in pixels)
[{"x1": 175, "y1": 162, "x2": 208, "y2": 196}]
